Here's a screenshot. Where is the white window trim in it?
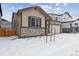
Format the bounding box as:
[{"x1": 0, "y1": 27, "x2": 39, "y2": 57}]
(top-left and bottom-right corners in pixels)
[{"x1": 28, "y1": 16, "x2": 41, "y2": 28}]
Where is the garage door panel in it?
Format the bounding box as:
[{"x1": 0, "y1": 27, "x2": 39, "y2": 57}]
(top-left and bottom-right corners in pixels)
[{"x1": 50, "y1": 25, "x2": 60, "y2": 34}]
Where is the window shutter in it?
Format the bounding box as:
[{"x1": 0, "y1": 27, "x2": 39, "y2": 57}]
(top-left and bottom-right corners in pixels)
[
  {"x1": 31, "y1": 18, "x2": 35, "y2": 26},
  {"x1": 28, "y1": 16, "x2": 41, "y2": 28},
  {"x1": 28, "y1": 16, "x2": 31, "y2": 27},
  {"x1": 39, "y1": 19, "x2": 41, "y2": 27}
]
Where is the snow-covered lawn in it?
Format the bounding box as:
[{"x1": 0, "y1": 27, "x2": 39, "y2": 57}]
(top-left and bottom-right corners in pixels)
[{"x1": 0, "y1": 33, "x2": 79, "y2": 56}]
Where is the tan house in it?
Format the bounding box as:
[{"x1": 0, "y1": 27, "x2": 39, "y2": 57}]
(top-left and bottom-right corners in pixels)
[
  {"x1": 12, "y1": 6, "x2": 52, "y2": 37},
  {"x1": 12, "y1": 6, "x2": 61, "y2": 37}
]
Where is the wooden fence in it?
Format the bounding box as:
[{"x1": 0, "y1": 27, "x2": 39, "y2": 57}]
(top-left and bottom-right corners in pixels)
[{"x1": 0, "y1": 28, "x2": 16, "y2": 37}]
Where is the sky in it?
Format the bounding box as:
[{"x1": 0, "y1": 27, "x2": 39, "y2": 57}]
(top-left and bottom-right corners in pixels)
[{"x1": 1, "y1": 3, "x2": 79, "y2": 22}]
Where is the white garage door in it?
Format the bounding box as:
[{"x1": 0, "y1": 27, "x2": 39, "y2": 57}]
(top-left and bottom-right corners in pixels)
[{"x1": 50, "y1": 25, "x2": 60, "y2": 34}]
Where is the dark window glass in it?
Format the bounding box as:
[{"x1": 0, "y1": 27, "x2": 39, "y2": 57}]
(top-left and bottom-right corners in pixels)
[
  {"x1": 39, "y1": 19, "x2": 41, "y2": 27},
  {"x1": 31, "y1": 18, "x2": 35, "y2": 26},
  {"x1": 75, "y1": 27, "x2": 78, "y2": 31},
  {"x1": 28, "y1": 16, "x2": 31, "y2": 27},
  {"x1": 36, "y1": 19, "x2": 39, "y2": 27},
  {"x1": 36, "y1": 18, "x2": 41, "y2": 27},
  {"x1": 28, "y1": 16, "x2": 41, "y2": 28},
  {"x1": 70, "y1": 23, "x2": 72, "y2": 28},
  {"x1": 75, "y1": 23, "x2": 77, "y2": 25},
  {"x1": 56, "y1": 17, "x2": 58, "y2": 20}
]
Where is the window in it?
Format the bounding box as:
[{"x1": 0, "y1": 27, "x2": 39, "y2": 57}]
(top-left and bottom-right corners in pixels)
[
  {"x1": 64, "y1": 17, "x2": 68, "y2": 20},
  {"x1": 76, "y1": 27, "x2": 78, "y2": 32},
  {"x1": 75, "y1": 23, "x2": 78, "y2": 25},
  {"x1": 56, "y1": 17, "x2": 58, "y2": 20},
  {"x1": 31, "y1": 18, "x2": 35, "y2": 26},
  {"x1": 28, "y1": 16, "x2": 41, "y2": 28},
  {"x1": 70, "y1": 23, "x2": 72, "y2": 28},
  {"x1": 36, "y1": 18, "x2": 41, "y2": 27}
]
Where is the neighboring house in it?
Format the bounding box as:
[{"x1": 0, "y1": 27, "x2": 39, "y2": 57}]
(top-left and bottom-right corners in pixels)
[
  {"x1": 62, "y1": 18, "x2": 79, "y2": 33},
  {"x1": 49, "y1": 12, "x2": 73, "y2": 33},
  {"x1": 60, "y1": 12, "x2": 72, "y2": 22},
  {"x1": 49, "y1": 12, "x2": 72, "y2": 22},
  {"x1": 48, "y1": 14, "x2": 61, "y2": 34},
  {"x1": 12, "y1": 6, "x2": 52, "y2": 37},
  {"x1": 62, "y1": 21, "x2": 73, "y2": 33},
  {"x1": 0, "y1": 19, "x2": 11, "y2": 29},
  {"x1": 0, "y1": 4, "x2": 11, "y2": 29}
]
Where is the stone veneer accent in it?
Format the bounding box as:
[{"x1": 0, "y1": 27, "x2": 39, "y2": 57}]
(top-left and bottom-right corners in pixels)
[{"x1": 20, "y1": 28, "x2": 45, "y2": 37}]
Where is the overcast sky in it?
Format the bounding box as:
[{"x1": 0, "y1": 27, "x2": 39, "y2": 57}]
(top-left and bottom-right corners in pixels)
[{"x1": 1, "y1": 3, "x2": 79, "y2": 22}]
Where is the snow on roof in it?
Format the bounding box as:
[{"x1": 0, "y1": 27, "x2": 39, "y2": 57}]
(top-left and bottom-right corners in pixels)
[
  {"x1": 48, "y1": 12, "x2": 74, "y2": 22},
  {"x1": 61, "y1": 18, "x2": 79, "y2": 23},
  {"x1": 0, "y1": 19, "x2": 11, "y2": 23},
  {"x1": 48, "y1": 12, "x2": 73, "y2": 19}
]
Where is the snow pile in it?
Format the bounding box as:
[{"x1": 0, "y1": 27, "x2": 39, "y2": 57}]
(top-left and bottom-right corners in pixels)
[{"x1": 0, "y1": 33, "x2": 79, "y2": 56}]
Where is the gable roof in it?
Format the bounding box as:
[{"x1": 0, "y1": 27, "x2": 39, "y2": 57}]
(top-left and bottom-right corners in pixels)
[
  {"x1": 64, "y1": 12, "x2": 72, "y2": 19},
  {"x1": 17, "y1": 6, "x2": 52, "y2": 20},
  {"x1": 48, "y1": 12, "x2": 73, "y2": 19},
  {"x1": 0, "y1": 4, "x2": 2, "y2": 16}
]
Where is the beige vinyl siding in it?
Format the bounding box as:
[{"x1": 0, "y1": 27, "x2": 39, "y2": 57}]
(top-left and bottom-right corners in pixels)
[
  {"x1": 16, "y1": 14, "x2": 21, "y2": 36},
  {"x1": 22, "y1": 8, "x2": 45, "y2": 28}
]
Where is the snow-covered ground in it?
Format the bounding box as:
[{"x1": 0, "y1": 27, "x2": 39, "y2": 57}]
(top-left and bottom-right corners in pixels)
[{"x1": 0, "y1": 33, "x2": 79, "y2": 56}]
